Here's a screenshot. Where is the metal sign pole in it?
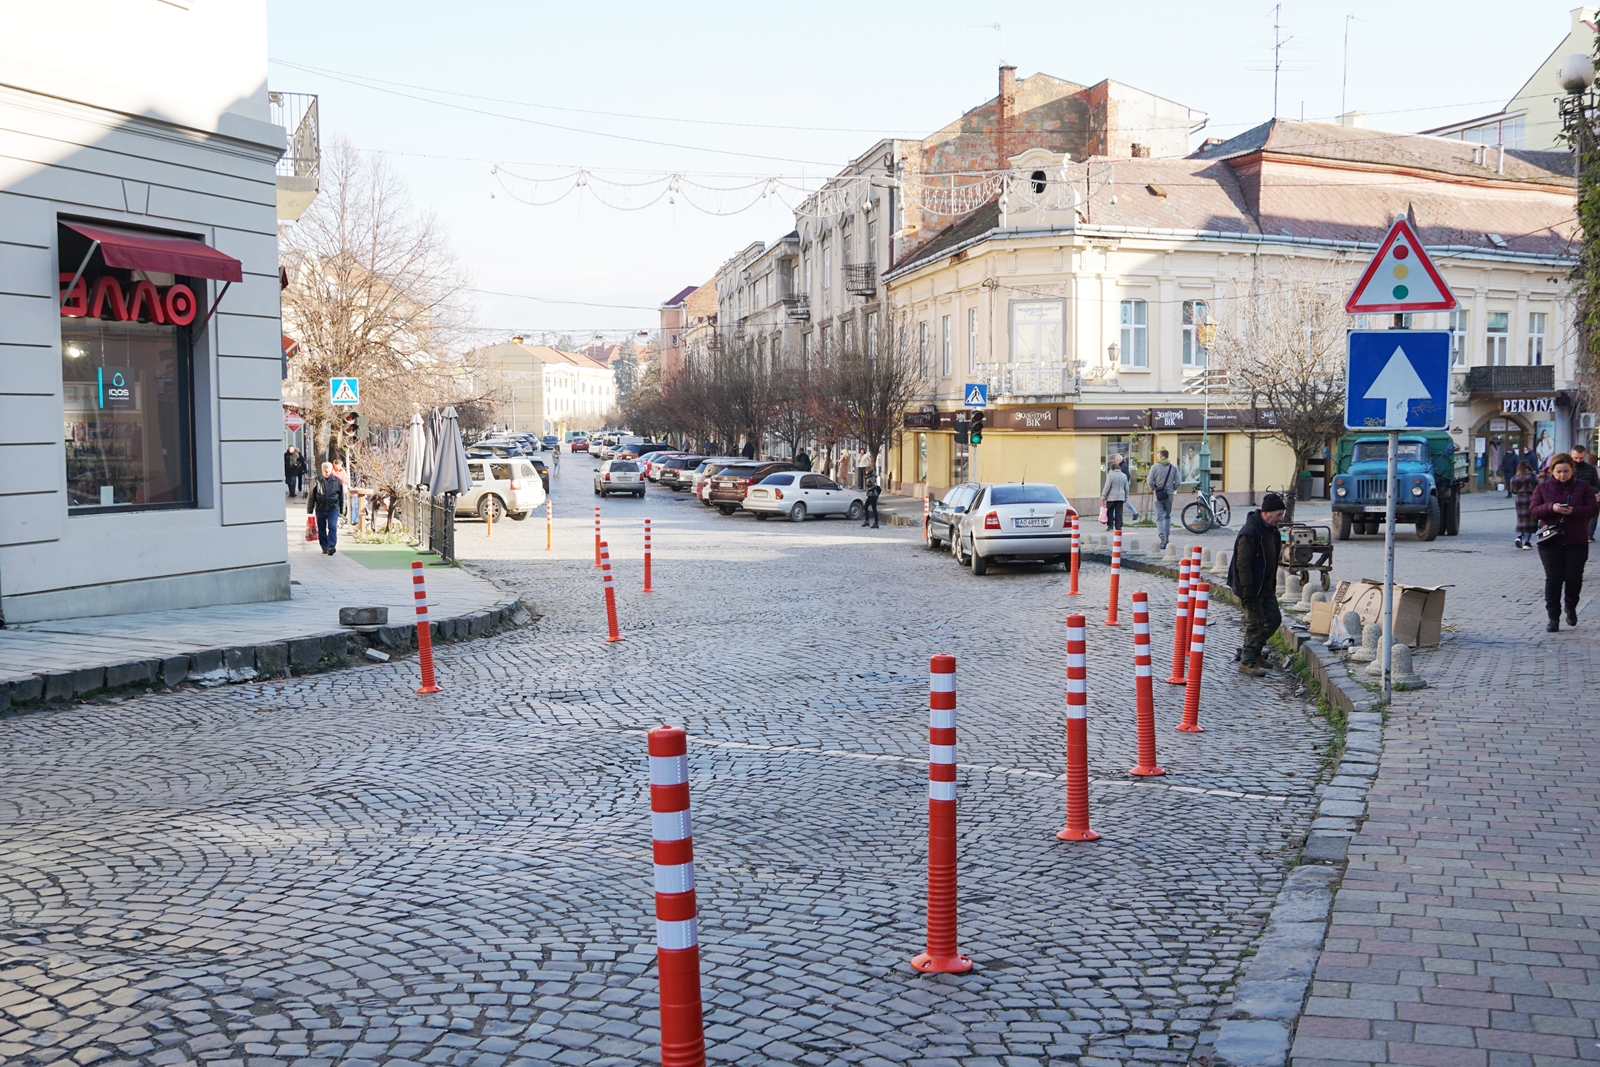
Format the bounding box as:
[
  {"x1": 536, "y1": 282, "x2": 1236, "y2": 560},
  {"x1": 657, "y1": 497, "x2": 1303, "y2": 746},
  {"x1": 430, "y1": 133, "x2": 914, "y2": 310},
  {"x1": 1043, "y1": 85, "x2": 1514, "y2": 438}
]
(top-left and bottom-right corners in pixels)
[{"x1": 1381, "y1": 429, "x2": 1398, "y2": 705}]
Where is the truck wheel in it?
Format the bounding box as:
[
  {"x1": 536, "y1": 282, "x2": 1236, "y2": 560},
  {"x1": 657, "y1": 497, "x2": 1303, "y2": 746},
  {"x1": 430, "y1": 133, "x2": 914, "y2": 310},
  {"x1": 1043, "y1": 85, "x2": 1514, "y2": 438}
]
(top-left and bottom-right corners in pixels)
[
  {"x1": 1443, "y1": 496, "x2": 1461, "y2": 536},
  {"x1": 1335, "y1": 512, "x2": 1352, "y2": 541},
  {"x1": 1417, "y1": 496, "x2": 1442, "y2": 542}
]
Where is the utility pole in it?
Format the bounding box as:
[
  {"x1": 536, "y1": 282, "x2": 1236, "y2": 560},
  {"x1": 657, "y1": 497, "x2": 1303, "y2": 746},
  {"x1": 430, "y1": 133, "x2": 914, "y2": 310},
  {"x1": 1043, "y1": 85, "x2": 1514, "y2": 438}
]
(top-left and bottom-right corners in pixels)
[
  {"x1": 1341, "y1": 14, "x2": 1357, "y2": 119},
  {"x1": 1273, "y1": 3, "x2": 1283, "y2": 118}
]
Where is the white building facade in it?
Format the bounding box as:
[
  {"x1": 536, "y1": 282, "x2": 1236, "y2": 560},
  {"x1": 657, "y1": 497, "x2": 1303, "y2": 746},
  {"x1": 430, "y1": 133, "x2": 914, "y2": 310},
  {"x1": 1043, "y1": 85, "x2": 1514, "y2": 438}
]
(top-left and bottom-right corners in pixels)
[{"x1": 0, "y1": 2, "x2": 291, "y2": 623}]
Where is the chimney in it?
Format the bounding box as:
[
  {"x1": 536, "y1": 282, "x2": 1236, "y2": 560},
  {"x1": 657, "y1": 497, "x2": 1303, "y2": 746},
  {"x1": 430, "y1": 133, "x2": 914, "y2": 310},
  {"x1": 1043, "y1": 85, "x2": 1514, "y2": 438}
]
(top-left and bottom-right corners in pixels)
[{"x1": 998, "y1": 65, "x2": 1017, "y2": 170}]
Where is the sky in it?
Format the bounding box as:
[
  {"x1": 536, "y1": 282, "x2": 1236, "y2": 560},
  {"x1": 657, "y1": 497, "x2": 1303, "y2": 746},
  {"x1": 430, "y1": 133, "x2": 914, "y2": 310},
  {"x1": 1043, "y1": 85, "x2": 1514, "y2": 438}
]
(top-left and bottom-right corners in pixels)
[{"x1": 264, "y1": 0, "x2": 1575, "y2": 345}]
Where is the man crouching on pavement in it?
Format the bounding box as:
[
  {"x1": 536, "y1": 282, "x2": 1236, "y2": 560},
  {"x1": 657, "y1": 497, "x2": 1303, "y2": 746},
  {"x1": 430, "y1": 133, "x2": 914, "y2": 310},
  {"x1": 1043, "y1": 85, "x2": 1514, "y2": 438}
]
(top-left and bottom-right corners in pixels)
[{"x1": 1226, "y1": 491, "x2": 1287, "y2": 676}]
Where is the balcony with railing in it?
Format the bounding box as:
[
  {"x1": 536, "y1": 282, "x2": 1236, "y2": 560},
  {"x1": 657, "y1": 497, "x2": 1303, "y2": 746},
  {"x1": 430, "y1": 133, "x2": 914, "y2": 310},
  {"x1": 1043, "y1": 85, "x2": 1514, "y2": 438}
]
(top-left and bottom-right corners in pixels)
[
  {"x1": 1464, "y1": 364, "x2": 1555, "y2": 396},
  {"x1": 978, "y1": 360, "x2": 1081, "y2": 400},
  {"x1": 269, "y1": 91, "x2": 321, "y2": 221},
  {"x1": 843, "y1": 262, "x2": 877, "y2": 296}
]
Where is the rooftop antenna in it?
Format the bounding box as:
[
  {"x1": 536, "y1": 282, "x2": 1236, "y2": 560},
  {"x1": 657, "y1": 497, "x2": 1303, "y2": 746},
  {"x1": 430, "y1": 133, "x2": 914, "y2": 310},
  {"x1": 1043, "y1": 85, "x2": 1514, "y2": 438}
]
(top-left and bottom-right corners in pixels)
[
  {"x1": 1341, "y1": 14, "x2": 1363, "y2": 120},
  {"x1": 966, "y1": 22, "x2": 1002, "y2": 67}
]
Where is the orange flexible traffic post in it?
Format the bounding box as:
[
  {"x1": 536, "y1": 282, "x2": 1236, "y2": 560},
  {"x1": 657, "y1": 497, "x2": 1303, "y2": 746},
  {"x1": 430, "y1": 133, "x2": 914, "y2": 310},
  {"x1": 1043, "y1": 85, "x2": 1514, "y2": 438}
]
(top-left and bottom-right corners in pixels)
[
  {"x1": 546, "y1": 499, "x2": 553, "y2": 552},
  {"x1": 600, "y1": 540, "x2": 623, "y2": 643},
  {"x1": 1129, "y1": 591, "x2": 1166, "y2": 777},
  {"x1": 1166, "y1": 557, "x2": 1193, "y2": 685},
  {"x1": 485, "y1": 501, "x2": 493, "y2": 538},
  {"x1": 649, "y1": 726, "x2": 707, "y2": 1067},
  {"x1": 1069, "y1": 512, "x2": 1080, "y2": 596},
  {"x1": 644, "y1": 518, "x2": 654, "y2": 593},
  {"x1": 594, "y1": 506, "x2": 602, "y2": 567},
  {"x1": 410, "y1": 560, "x2": 441, "y2": 694},
  {"x1": 1104, "y1": 529, "x2": 1122, "y2": 626},
  {"x1": 1177, "y1": 581, "x2": 1210, "y2": 733},
  {"x1": 911, "y1": 654, "x2": 972, "y2": 974},
  {"x1": 1057, "y1": 614, "x2": 1100, "y2": 842}
]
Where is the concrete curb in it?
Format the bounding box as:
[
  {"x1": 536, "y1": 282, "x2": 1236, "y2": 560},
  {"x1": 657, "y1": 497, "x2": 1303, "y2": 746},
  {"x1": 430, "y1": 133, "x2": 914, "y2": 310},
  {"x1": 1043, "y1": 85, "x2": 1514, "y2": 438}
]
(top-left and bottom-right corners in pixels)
[
  {"x1": 1075, "y1": 546, "x2": 1382, "y2": 1067},
  {"x1": 0, "y1": 594, "x2": 533, "y2": 716}
]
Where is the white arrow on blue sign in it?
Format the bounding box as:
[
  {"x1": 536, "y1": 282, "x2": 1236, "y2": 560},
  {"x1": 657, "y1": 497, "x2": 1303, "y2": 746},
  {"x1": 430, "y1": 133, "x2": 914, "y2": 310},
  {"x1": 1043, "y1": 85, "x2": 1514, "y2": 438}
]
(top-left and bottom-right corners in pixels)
[
  {"x1": 963, "y1": 383, "x2": 988, "y2": 408},
  {"x1": 330, "y1": 377, "x2": 360, "y2": 406},
  {"x1": 1344, "y1": 330, "x2": 1450, "y2": 431}
]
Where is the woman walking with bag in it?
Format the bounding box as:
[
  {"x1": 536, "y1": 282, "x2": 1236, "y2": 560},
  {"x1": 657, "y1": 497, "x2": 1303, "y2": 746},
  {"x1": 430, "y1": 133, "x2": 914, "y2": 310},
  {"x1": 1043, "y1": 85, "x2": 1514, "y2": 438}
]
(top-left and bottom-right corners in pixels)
[
  {"x1": 1511, "y1": 461, "x2": 1539, "y2": 549},
  {"x1": 1530, "y1": 453, "x2": 1599, "y2": 631}
]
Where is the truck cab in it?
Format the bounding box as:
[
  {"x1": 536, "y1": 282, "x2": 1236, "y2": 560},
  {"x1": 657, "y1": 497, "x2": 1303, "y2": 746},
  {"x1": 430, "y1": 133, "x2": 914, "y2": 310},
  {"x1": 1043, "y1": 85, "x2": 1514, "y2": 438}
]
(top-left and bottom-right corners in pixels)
[{"x1": 1331, "y1": 433, "x2": 1467, "y2": 542}]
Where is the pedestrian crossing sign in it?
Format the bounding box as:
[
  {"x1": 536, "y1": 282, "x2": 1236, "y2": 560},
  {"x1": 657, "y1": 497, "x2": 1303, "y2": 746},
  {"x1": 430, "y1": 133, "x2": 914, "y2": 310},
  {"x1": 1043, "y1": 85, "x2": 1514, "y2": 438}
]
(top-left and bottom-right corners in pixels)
[
  {"x1": 963, "y1": 383, "x2": 988, "y2": 408},
  {"x1": 330, "y1": 377, "x2": 360, "y2": 406}
]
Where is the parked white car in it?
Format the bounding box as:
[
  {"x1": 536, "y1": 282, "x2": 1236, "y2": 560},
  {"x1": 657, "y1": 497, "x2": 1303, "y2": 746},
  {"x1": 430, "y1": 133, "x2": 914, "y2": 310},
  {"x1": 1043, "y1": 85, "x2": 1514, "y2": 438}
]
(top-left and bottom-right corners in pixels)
[
  {"x1": 743, "y1": 472, "x2": 866, "y2": 522},
  {"x1": 952, "y1": 483, "x2": 1077, "y2": 575},
  {"x1": 457, "y1": 457, "x2": 547, "y2": 521},
  {"x1": 594, "y1": 459, "x2": 645, "y2": 498},
  {"x1": 691, "y1": 458, "x2": 744, "y2": 505}
]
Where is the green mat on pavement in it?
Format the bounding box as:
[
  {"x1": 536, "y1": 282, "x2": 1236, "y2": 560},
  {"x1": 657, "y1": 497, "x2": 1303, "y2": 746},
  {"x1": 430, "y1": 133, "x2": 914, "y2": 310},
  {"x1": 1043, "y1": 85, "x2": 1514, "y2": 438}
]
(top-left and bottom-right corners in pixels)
[{"x1": 339, "y1": 544, "x2": 438, "y2": 570}]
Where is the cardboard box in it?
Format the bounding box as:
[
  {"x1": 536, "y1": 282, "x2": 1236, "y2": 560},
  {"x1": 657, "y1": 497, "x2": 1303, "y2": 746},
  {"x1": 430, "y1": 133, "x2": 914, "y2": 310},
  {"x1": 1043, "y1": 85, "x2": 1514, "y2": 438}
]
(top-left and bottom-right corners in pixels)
[
  {"x1": 1328, "y1": 579, "x2": 1447, "y2": 648},
  {"x1": 1308, "y1": 597, "x2": 1333, "y2": 637}
]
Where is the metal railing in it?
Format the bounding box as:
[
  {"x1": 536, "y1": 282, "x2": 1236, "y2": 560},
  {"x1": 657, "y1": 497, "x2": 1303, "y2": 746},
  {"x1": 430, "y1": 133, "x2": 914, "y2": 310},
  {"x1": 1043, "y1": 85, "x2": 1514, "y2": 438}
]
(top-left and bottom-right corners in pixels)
[
  {"x1": 268, "y1": 91, "x2": 320, "y2": 181},
  {"x1": 1464, "y1": 365, "x2": 1554, "y2": 394},
  {"x1": 843, "y1": 263, "x2": 877, "y2": 296},
  {"x1": 979, "y1": 361, "x2": 1080, "y2": 399}
]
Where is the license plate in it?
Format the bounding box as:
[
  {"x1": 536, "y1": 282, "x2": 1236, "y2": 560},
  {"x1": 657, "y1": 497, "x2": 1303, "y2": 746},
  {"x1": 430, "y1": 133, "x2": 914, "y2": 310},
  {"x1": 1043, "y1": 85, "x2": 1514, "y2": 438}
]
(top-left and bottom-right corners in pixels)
[
  {"x1": 1361, "y1": 505, "x2": 1388, "y2": 513},
  {"x1": 751, "y1": 490, "x2": 767, "y2": 497},
  {"x1": 1013, "y1": 517, "x2": 1051, "y2": 528}
]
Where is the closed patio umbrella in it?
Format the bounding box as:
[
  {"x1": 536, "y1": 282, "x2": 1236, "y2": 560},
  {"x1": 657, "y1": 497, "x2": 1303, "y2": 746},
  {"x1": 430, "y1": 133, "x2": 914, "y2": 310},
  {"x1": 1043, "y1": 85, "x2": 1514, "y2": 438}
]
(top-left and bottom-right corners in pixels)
[
  {"x1": 429, "y1": 405, "x2": 472, "y2": 498},
  {"x1": 403, "y1": 411, "x2": 427, "y2": 488}
]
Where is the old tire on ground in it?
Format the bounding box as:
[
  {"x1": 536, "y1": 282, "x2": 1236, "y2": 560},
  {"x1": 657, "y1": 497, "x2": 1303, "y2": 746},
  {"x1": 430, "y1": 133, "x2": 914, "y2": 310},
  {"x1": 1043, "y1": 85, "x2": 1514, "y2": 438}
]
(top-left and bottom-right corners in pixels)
[
  {"x1": 1334, "y1": 511, "x2": 1352, "y2": 541},
  {"x1": 1417, "y1": 496, "x2": 1442, "y2": 542}
]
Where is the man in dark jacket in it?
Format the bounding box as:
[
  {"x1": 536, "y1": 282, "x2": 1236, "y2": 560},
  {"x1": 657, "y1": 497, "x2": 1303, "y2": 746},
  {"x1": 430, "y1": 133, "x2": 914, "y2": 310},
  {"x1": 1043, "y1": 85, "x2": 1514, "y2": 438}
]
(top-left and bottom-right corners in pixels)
[
  {"x1": 1226, "y1": 491, "x2": 1287, "y2": 676},
  {"x1": 795, "y1": 450, "x2": 812, "y2": 472},
  {"x1": 862, "y1": 474, "x2": 881, "y2": 528},
  {"x1": 1571, "y1": 443, "x2": 1600, "y2": 541},
  {"x1": 307, "y1": 461, "x2": 345, "y2": 555},
  {"x1": 284, "y1": 446, "x2": 306, "y2": 497}
]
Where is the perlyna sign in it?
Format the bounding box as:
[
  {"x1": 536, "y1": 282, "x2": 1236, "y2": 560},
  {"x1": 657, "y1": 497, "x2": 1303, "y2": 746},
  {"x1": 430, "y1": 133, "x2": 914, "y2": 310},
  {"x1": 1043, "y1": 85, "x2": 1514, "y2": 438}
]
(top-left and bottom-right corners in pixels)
[
  {"x1": 58, "y1": 272, "x2": 198, "y2": 325},
  {"x1": 1502, "y1": 397, "x2": 1556, "y2": 414}
]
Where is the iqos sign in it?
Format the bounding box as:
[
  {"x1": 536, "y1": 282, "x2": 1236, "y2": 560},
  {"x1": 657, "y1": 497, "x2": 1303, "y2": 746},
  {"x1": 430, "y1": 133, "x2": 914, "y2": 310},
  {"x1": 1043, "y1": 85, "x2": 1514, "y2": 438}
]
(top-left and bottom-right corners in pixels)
[
  {"x1": 97, "y1": 367, "x2": 133, "y2": 409},
  {"x1": 58, "y1": 272, "x2": 197, "y2": 325}
]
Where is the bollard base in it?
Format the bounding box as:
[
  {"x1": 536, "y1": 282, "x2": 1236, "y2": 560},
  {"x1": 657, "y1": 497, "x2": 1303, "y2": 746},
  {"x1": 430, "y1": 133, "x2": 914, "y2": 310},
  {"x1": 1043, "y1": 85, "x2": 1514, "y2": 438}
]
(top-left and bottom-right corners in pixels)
[
  {"x1": 1102, "y1": 619, "x2": 1121, "y2": 627},
  {"x1": 1175, "y1": 722, "x2": 1204, "y2": 733},
  {"x1": 605, "y1": 635, "x2": 624, "y2": 644},
  {"x1": 1055, "y1": 827, "x2": 1101, "y2": 842},
  {"x1": 416, "y1": 684, "x2": 442, "y2": 694},
  {"x1": 1164, "y1": 676, "x2": 1186, "y2": 686},
  {"x1": 910, "y1": 952, "x2": 973, "y2": 974},
  {"x1": 1129, "y1": 764, "x2": 1167, "y2": 777}
]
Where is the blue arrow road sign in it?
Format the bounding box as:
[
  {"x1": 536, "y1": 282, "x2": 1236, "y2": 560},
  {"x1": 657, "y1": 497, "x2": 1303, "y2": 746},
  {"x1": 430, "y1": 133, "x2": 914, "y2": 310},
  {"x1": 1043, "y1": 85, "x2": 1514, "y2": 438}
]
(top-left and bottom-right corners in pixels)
[
  {"x1": 1345, "y1": 330, "x2": 1449, "y2": 431},
  {"x1": 963, "y1": 383, "x2": 988, "y2": 408},
  {"x1": 330, "y1": 377, "x2": 360, "y2": 406}
]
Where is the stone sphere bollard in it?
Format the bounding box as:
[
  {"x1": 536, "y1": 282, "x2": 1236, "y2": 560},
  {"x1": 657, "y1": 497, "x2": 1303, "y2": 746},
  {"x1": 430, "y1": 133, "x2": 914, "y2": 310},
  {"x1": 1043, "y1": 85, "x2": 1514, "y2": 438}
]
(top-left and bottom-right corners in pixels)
[
  {"x1": 1390, "y1": 643, "x2": 1424, "y2": 688},
  {"x1": 1351, "y1": 623, "x2": 1382, "y2": 663},
  {"x1": 1211, "y1": 550, "x2": 1230, "y2": 577},
  {"x1": 1295, "y1": 578, "x2": 1318, "y2": 612},
  {"x1": 1276, "y1": 569, "x2": 1287, "y2": 596},
  {"x1": 1127, "y1": 536, "x2": 1141, "y2": 554},
  {"x1": 1281, "y1": 573, "x2": 1303, "y2": 606},
  {"x1": 1162, "y1": 542, "x2": 1180, "y2": 562},
  {"x1": 1201, "y1": 547, "x2": 1214, "y2": 568}
]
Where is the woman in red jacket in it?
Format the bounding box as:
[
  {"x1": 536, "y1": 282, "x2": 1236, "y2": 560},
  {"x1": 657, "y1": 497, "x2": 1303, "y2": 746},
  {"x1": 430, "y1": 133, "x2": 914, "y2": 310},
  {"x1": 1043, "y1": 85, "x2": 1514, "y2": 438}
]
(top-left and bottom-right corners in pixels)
[{"x1": 1529, "y1": 452, "x2": 1600, "y2": 631}]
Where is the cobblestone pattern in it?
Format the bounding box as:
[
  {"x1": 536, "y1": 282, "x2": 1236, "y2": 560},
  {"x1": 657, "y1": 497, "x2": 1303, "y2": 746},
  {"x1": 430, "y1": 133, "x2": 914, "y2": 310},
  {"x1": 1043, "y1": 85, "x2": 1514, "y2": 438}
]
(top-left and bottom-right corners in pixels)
[{"x1": 0, "y1": 464, "x2": 1332, "y2": 1067}]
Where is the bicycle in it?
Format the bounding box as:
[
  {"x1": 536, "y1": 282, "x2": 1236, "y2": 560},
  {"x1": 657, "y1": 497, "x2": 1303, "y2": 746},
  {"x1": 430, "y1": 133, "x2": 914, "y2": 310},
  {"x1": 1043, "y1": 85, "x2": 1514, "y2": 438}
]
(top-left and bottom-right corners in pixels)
[{"x1": 1181, "y1": 485, "x2": 1232, "y2": 534}]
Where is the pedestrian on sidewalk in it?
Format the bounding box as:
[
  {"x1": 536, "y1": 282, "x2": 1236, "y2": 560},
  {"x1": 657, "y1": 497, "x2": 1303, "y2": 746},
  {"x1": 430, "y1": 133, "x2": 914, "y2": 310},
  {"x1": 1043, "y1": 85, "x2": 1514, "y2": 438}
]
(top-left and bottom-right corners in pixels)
[
  {"x1": 307, "y1": 461, "x2": 345, "y2": 556},
  {"x1": 1147, "y1": 449, "x2": 1179, "y2": 549},
  {"x1": 1101, "y1": 456, "x2": 1129, "y2": 531},
  {"x1": 1500, "y1": 444, "x2": 1520, "y2": 496},
  {"x1": 1530, "y1": 453, "x2": 1599, "y2": 631},
  {"x1": 795, "y1": 449, "x2": 812, "y2": 472},
  {"x1": 1226, "y1": 491, "x2": 1287, "y2": 676},
  {"x1": 862, "y1": 473, "x2": 881, "y2": 528},
  {"x1": 284, "y1": 446, "x2": 306, "y2": 497},
  {"x1": 1570, "y1": 443, "x2": 1600, "y2": 542},
  {"x1": 1511, "y1": 461, "x2": 1539, "y2": 549}
]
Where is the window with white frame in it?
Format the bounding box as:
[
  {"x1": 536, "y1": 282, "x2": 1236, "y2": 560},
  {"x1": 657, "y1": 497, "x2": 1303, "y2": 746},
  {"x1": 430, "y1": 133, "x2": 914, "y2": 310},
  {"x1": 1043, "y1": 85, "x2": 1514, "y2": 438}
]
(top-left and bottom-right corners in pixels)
[
  {"x1": 967, "y1": 308, "x2": 979, "y2": 371},
  {"x1": 1528, "y1": 312, "x2": 1547, "y2": 365},
  {"x1": 1486, "y1": 311, "x2": 1509, "y2": 366},
  {"x1": 1181, "y1": 300, "x2": 1208, "y2": 368},
  {"x1": 1450, "y1": 309, "x2": 1470, "y2": 367},
  {"x1": 866, "y1": 312, "x2": 879, "y2": 358},
  {"x1": 1011, "y1": 300, "x2": 1063, "y2": 363},
  {"x1": 842, "y1": 319, "x2": 855, "y2": 354},
  {"x1": 918, "y1": 321, "x2": 929, "y2": 377},
  {"x1": 1119, "y1": 299, "x2": 1148, "y2": 367},
  {"x1": 821, "y1": 240, "x2": 831, "y2": 290},
  {"x1": 941, "y1": 315, "x2": 952, "y2": 377}
]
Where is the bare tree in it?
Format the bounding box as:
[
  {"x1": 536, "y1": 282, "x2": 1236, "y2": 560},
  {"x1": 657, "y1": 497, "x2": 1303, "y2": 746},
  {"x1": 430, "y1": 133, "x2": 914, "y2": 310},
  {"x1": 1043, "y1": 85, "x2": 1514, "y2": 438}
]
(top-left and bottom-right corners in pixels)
[
  {"x1": 280, "y1": 139, "x2": 478, "y2": 460},
  {"x1": 1208, "y1": 264, "x2": 1349, "y2": 478},
  {"x1": 831, "y1": 309, "x2": 927, "y2": 470}
]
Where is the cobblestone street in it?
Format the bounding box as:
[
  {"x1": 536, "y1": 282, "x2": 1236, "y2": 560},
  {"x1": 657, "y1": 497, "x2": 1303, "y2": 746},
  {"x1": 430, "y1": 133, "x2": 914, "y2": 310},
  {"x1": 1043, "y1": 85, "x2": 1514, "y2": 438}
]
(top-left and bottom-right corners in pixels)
[{"x1": 0, "y1": 462, "x2": 1332, "y2": 1067}]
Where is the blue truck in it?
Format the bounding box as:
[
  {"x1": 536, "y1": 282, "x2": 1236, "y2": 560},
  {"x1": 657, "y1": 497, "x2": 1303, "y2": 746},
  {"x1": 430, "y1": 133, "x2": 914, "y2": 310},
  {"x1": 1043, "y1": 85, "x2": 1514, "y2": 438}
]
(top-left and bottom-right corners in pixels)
[{"x1": 1330, "y1": 432, "x2": 1468, "y2": 542}]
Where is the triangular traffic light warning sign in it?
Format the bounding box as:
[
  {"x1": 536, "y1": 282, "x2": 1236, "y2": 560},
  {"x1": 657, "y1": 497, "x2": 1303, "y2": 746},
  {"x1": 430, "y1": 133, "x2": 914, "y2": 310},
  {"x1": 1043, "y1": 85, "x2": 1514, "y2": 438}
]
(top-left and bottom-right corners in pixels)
[{"x1": 1345, "y1": 217, "x2": 1457, "y2": 314}]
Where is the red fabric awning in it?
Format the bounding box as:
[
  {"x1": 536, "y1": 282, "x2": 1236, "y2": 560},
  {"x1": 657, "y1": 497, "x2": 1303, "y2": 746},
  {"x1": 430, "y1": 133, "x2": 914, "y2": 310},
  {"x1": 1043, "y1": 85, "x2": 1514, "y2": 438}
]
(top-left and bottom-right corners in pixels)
[{"x1": 63, "y1": 221, "x2": 243, "y2": 283}]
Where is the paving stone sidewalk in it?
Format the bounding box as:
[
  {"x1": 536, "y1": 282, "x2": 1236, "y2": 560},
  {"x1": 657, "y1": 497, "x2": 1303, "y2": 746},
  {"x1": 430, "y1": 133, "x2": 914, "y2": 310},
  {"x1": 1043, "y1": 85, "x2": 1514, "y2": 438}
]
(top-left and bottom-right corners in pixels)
[{"x1": 0, "y1": 505, "x2": 517, "y2": 704}]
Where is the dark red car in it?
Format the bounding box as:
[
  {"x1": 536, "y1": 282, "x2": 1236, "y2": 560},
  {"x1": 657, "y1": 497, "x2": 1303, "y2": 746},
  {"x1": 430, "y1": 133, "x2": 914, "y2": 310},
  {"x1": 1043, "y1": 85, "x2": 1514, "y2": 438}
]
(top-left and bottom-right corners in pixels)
[{"x1": 708, "y1": 461, "x2": 797, "y2": 514}]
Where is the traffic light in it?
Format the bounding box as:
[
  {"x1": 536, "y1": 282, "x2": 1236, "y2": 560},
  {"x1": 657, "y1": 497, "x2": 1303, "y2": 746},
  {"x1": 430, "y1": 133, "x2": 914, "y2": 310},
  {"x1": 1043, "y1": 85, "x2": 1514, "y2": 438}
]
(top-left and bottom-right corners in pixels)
[
  {"x1": 969, "y1": 410, "x2": 985, "y2": 445},
  {"x1": 342, "y1": 410, "x2": 360, "y2": 440},
  {"x1": 954, "y1": 416, "x2": 970, "y2": 446}
]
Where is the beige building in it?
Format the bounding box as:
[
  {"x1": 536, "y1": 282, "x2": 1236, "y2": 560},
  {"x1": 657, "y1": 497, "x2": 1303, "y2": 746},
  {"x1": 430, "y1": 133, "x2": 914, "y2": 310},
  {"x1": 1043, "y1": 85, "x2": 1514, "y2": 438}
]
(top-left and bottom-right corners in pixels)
[
  {"x1": 657, "y1": 281, "x2": 716, "y2": 382},
  {"x1": 883, "y1": 120, "x2": 1578, "y2": 508},
  {"x1": 475, "y1": 341, "x2": 616, "y2": 437}
]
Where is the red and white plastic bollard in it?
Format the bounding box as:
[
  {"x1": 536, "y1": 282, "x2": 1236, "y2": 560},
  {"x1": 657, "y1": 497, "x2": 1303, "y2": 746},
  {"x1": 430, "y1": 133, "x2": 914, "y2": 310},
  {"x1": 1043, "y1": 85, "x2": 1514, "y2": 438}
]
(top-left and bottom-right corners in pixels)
[
  {"x1": 546, "y1": 498, "x2": 553, "y2": 552},
  {"x1": 410, "y1": 560, "x2": 441, "y2": 694},
  {"x1": 648, "y1": 726, "x2": 707, "y2": 1067},
  {"x1": 599, "y1": 540, "x2": 623, "y2": 643},
  {"x1": 1129, "y1": 591, "x2": 1165, "y2": 776},
  {"x1": 1166, "y1": 556, "x2": 1193, "y2": 686},
  {"x1": 911, "y1": 654, "x2": 972, "y2": 974},
  {"x1": 594, "y1": 506, "x2": 603, "y2": 567},
  {"x1": 644, "y1": 518, "x2": 654, "y2": 593},
  {"x1": 1177, "y1": 581, "x2": 1210, "y2": 733},
  {"x1": 1104, "y1": 529, "x2": 1122, "y2": 626},
  {"x1": 1069, "y1": 513, "x2": 1081, "y2": 596},
  {"x1": 1057, "y1": 614, "x2": 1100, "y2": 841}
]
